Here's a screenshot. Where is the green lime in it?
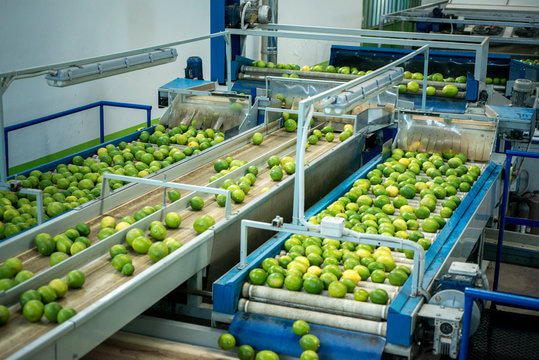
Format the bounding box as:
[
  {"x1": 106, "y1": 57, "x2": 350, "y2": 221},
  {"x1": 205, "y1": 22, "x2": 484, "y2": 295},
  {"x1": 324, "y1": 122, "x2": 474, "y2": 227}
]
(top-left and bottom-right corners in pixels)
[
  {"x1": 34, "y1": 233, "x2": 55, "y2": 256},
  {"x1": 14, "y1": 270, "x2": 34, "y2": 284},
  {"x1": 66, "y1": 269, "x2": 85, "y2": 289},
  {"x1": 369, "y1": 288, "x2": 389, "y2": 304},
  {"x1": 193, "y1": 214, "x2": 215, "y2": 234},
  {"x1": 44, "y1": 302, "x2": 62, "y2": 323},
  {"x1": 190, "y1": 196, "x2": 204, "y2": 210},
  {"x1": 300, "y1": 350, "x2": 319, "y2": 360},
  {"x1": 370, "y1": 269, "x2": 387, "y2": 283},
  {"x1": 37, "y1": 285, "x2": 58, "y2": 304},
  {"x1": 23, "y1": 299, "x2": 44, "y2": 322},
  {"x1": 57, "y1": 307, "x2": 77, "y2": 324},
  {"x1": 218, "y1": 333, "x2": 236, "y2": 350},
  {"x1": 354, "y1": 288, "x2": 369, "y2": 302},
  {"x1": 249, "y1": 268, "x2": 267, "y2": 285},
  {"x1": 168, "y1": 190, "x2": 181, "y2": 202},
  {"x1": 284, "y1": 275, "x2": 303, "y2": 291},
  {"x1": 252, "y1": 132, "x2": 264, "y2": 145},
  {"x1": 75, "y1": 223, "x2": 91, "y2": 236},
  {"x1": 267, "y1": 156, "x2": 280, "y2": 168},
  {"x1": 0, "y1": 305, "x2": 9, "y2": 325},
  {"x1": 148, "y1": 242, "x2": 169, "y2": 263},
  {"x1": 266, "y1": 272, "x2": 284, "y2": 288},
  {"x1": 237, "y1": 344, "x2": 255, "y2": 360},
  {"x1": 110, "y1": 244, "x2": 128, "y2": 258},
  {"x1": 293, "y1": 320, "x2": 310, "y2": 336},
  {"x1": 407, "y1": 81, "x2": 419, "y2": 93},
  {"x1": 50, "y1": 252, "x2": 69, "y2": 267},
  {"x1": 255, "y1": 350, "x2": 280, "y2": 360},
  {"x1": 111, "y1": 254, "x2": 132, "y2": 271},
  {"x1": 328, "y1": 281, "x2": 347, "y2": 298},
  {"x1": 299, "y1": 334, "x2": 320, "y2": 352},
  {"x1": 270, "y1": 166, "x2": 283, "y2": 181},
  {"x1": 388, "y1": 269, "x2": 409, "y2": 286},
  {"x1": 49, "y1": 279, "x2": 68, "y2": 298},
  {"x1": 303, "y1": 276, "x2": 324, "y2": 294},
  {"x1": 121, "y1": 263, "x2": 135, "y2": 276}
]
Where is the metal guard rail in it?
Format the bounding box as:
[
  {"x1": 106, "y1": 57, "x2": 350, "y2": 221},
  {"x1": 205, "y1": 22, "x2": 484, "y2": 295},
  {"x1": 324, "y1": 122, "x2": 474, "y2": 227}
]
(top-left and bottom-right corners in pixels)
[
  {"x1": 4, "y1": 101, "x2": 151, "y2": 176},
  {"x1": 459, "y1": 287, "x2": 539, "y2": 359}
]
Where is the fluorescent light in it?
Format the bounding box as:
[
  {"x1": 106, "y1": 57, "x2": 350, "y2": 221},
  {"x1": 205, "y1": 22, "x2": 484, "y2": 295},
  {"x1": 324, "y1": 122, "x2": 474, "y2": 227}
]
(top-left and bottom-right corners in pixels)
[{"x1": 45, "y1": 48, "x2": 178, "y2": 87}]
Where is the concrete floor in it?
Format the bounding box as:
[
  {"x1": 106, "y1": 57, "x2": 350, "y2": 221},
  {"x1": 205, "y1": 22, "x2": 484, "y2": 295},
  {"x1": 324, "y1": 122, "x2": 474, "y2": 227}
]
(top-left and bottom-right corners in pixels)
[{"x1": 484, "y1": 260, "x2": 539, "y2": 315}]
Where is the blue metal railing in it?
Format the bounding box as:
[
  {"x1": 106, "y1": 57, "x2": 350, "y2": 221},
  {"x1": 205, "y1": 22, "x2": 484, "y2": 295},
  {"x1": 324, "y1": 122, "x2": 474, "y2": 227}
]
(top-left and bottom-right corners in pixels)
[
  {"x1": 494, "y1": 150, "x2": 539, "y2": 292},
  {"x1": 459, "y1": 287, "x2": 539, "y2": 359},
  {"x1": 4, "y1": 101, "x2": 152, "y2": 176}
]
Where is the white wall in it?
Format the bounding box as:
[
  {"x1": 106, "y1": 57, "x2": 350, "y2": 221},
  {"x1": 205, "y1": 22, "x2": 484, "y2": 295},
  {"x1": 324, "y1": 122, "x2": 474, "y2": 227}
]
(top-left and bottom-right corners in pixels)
[
  {"x1": 276, "y1": 0, "x2": 363, "y2": 66},
  {"x1": 0, "y1": 0, "x2": 210, "y2": 169},
  {"x1": 243, "y1": 0, "x2": 363, "y2": 66}
]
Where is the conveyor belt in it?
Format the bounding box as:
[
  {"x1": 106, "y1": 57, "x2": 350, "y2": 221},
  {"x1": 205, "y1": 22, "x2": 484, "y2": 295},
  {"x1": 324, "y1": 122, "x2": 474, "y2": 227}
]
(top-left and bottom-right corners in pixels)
[
  {"x1": 0, "y1": 127, "x2": 340, "y2": 359},
  {"x1": 84, "y1": 332, "x2": 236, "y2": 360}
]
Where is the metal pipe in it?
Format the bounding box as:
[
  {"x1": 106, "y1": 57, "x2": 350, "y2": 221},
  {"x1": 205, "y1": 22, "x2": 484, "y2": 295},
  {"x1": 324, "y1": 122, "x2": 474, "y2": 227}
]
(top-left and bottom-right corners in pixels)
[
  {"x1": 238, "y1": 299, "x2": 387, "y2": 336},
  {"x1": 0, "y1": 90, "x2": 7, "y2": 186},
  {"x1": 421, "y1": 48, "x2": 429, "y2": 111},
  {"x1": 242, "y1": 283, "x2": 388, "y2": 320},
  {"x1": 493, "y1": 152, "x2": 511, "y2": 292},
  {"x1": 0, "y1": 32, "x2": 226, "y2": 80},
  {"x1": 226, "y1": 32, "x2": 232, "y2": 92},
  {"x1": 459, "y1": 287, "x2": 539, "y2": 360},
  {"x1": 19, "y1": 188, "x2": 44, "y2": 225},
  {"x1": 239, "y1": 219, "x2": 426, "y2": 297},
  {"x1": 100, "y1": 173, "x2": 233, "y2": 219}
]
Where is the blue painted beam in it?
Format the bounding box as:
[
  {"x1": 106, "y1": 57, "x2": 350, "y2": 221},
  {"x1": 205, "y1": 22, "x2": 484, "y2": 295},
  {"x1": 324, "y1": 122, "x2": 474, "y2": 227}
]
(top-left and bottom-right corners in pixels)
[{"x1": 387, "y1": 161, "x2": 502, "y2": 346}]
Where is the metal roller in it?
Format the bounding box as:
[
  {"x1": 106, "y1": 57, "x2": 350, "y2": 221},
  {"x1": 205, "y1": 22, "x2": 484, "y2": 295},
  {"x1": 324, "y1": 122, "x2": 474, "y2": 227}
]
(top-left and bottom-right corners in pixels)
[
  {"x1": 242, "y1": 283, "x2": 388, "y2": 320},
  {"x1": 238, "y1": 299, "x2": 387, "y2": 337}
]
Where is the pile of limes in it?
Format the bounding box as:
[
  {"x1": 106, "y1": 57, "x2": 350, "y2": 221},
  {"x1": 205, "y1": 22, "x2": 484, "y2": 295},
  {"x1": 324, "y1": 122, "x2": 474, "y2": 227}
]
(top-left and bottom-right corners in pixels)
[
  {"x1": 17, "y1": 270, "x2": 82, "y2": 324},
  {"x1": 210, "y1": 157, "x2": 249, "y2": 183},
  {"x1": 1, "y1": 124, "x2": 225, "y2": 241},
  {"x1": 218, "y1": 332, "x2": 280, "y2": 360},
  {"x1": 215, "y1": 320, "x2": 321, "y2": 359},
  {"x1": 247, "y1": 148, "x2": 480, "y2": 305},
  {"x1": 0, "y1": 257, "x2": 32, "y2": 291},
  {"x1": 213, "y1": 160, "x2": 259, "y2": 206},
  {"x1": 33, "y1": 222, "x2": 92, "y2": 268}
]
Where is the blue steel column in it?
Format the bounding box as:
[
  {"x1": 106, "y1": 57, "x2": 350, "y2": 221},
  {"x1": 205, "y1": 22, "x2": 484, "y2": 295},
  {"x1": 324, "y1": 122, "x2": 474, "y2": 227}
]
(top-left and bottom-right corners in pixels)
[
  {"x1": 99, "y1": 104, "x2": 105, "y2": 144},
  {"x1": 493, "y1": 153, "x2": 511, "y2": 292},
  {"x1": 211, "y1": 0, "x2": 226, "y2": 83},
  {"x1": 459, "y1": 292, "x2": 475, "y2": 360}
]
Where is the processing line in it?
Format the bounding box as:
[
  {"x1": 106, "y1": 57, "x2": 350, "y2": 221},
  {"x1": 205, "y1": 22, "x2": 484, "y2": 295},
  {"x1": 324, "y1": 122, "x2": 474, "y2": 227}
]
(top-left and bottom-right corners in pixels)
[
  {"x1": 0, "y1": 30, "x2": 414, "y2": 359},
  {"x1": 212, "y1": 39, "x2": 537, "y2": 358},
  {"x1": 2, "y1": 26, "x2": 532, "y2": 359}
]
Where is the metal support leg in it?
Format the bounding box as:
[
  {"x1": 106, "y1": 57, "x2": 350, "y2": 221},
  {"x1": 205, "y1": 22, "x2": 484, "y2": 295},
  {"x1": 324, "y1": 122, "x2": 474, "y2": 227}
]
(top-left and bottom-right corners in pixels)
[
  {"x1": 99, "y1": 104, "x2": 105, "y2": 144},
  {"x1": 225, "y1": 33, "x2": 232, "y2": 92},
  {"x1": 493, "y1": 154, "x2": 511, "y2": 293},
  {"x1": 0, "y1": 77, "x2": 14, "y2": 187},
  {"x1": 421, "y1": 48, "x2": 429, "y2": 112}
]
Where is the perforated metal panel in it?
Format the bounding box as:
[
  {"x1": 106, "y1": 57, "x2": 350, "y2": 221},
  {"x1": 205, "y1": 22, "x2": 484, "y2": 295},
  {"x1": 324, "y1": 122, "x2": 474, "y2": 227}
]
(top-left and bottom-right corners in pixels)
[{"x1": 468, "y1": 309, "x2": 539, "y2": 360}]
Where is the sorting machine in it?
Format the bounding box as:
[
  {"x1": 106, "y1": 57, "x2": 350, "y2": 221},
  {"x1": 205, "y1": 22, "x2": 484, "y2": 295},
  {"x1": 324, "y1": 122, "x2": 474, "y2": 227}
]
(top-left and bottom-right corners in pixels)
[
  {"x1": 211, "y1": 31, "x2": 537, "y2": 360},
  {"x1": 0, "y1": 26, "x2": 534, "y2": 359}
]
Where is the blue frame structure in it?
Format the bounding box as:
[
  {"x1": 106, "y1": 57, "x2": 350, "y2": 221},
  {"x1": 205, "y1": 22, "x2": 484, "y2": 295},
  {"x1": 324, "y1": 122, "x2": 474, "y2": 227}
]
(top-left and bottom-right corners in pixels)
[
  {"x1": 494, "y1": 150, "x2": 539, "y2": 292},
  {"x1": 4, "y1": 101, "x2": 151, "y2": 176},
  {"x1": 459, "y1": 287, "x2": 539, "y2": 360}
]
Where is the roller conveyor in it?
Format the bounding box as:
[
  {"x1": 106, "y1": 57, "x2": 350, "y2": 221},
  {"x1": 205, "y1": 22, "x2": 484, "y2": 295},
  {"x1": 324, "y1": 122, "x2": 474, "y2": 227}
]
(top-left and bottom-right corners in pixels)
[
  {"x1": 0, "y1": 121, "x2": 356, "y2": 359},
  {"x1": 214, "y1": 123, "x2": 502, "y2": 357}
]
